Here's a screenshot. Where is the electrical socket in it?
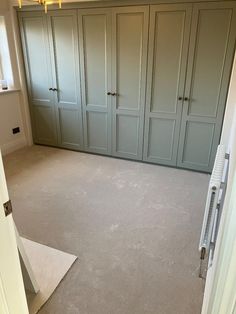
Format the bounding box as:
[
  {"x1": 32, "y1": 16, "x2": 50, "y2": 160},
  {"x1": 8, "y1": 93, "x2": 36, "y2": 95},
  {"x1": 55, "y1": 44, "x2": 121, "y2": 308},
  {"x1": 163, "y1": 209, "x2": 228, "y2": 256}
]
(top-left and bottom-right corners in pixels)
[{"x1": 12, "y1": 127, "x2": 20, "y2": 134}]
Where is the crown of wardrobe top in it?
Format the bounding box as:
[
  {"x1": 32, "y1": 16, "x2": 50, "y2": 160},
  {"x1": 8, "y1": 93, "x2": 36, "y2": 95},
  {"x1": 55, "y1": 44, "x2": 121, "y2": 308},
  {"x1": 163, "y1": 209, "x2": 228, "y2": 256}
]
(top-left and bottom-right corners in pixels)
[{"x1": 15, "y1": 0, "x2": 236, "y2": 12}]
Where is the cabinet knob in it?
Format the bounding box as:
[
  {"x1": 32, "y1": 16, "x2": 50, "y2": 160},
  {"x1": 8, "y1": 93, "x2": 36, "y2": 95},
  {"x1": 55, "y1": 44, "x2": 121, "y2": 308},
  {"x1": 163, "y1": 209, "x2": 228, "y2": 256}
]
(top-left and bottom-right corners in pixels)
[
  {"x1": 49, "y1": 88, "x2": 53, "y2": 91},
  {"x1": 111, "y1": 92, "x2": 118, "y2": 96},
  {"x1": 107, "y1": 92, "x2": 111, "y2": 95},
  {"x1": 184, "y1": 97, "x2": 189, "y2": 101},
  {"x1": 178, "y1": 97, "x2": 183, "y2": 101},
  {"x1": 53, "y1": 88, "x2": 58, "y2": 92}
]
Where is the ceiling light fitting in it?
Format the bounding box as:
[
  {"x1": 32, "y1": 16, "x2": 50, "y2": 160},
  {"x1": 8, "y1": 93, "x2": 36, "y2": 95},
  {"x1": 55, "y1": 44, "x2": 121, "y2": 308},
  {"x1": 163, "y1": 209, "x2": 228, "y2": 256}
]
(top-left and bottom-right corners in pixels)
[{"x1": 18, "y1": 0, "x2": 62, "y2": 13}]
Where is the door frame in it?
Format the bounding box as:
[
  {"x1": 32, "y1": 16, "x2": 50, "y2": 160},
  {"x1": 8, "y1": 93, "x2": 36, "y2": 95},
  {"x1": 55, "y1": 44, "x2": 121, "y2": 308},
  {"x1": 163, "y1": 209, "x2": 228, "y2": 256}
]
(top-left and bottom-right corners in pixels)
[
  {"x1": 0, "y1": 151, "x2": 29, "y2": 314},
  {"x1": 201, "y1": 67, "x2": 236, "y2": 313}
]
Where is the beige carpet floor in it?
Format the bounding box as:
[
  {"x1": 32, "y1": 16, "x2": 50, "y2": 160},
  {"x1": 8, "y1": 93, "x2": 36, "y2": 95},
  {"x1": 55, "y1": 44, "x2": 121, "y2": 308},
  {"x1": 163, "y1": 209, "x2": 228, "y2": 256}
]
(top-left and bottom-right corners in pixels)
[{"x1": 3, "y1": 145, "x2": 209, "y2": 314}]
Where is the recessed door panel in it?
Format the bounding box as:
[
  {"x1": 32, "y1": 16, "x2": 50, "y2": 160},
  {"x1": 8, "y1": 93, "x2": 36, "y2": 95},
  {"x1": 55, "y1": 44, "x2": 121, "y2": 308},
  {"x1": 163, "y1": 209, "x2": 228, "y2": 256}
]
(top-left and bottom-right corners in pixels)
[
  {"x1": 147, "y1": 118, "x2": 176, "y2": 161},
  {"x1": 143, "y1": 4, "x2": 192, "y2": 166},
  {"x1": 181, "y1": 122, "x2": 215, "y2": 166},
  {"x1": 112, "y1": 6, "x2": 149, "y2": 160},
  {"x1": 116, "y1": 13, "x2": 143, "y2": 111},
  {"x1": 116, "y1": 115, "x2": 139, "y2": 156},
  {"x1": 48, "y1": 11, "x2": 83, "y2": 150},
  {"x1": 151, "y1": 11, "x2": 186, "y2": 114},
  {"x1": 178, "y1": 2, "x2": 236, "y2": 172},
  {"x1": 50, "y1": 15, "x2": 77, "y2": 105},
  {"x1": 86, "y1": 112, "x2": 108, "y2": 150},
  {"x1": 58, "y1": 108, "x2": 81, "y2": 148},
  {"x1": 79, "y1": 9, "x2": 112, "y2": 154},
  {"x1": 83, "y1": 15, "x2": 107, "y2": 107},
  {"x1": 188, "y1": 10, "x2": 232, "y2": 118},
  {"x1": 34, "y1": 106, "x2": 56, "y2": 144},
  {"x1": 22, "y1": 17, "x2": 52, "y2": 103}
]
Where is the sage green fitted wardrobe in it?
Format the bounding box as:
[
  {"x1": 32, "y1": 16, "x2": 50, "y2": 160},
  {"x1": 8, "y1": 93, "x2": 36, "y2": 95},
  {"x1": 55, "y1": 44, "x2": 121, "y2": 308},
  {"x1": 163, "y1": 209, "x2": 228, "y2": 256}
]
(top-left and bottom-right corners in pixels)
[{"x1": 18, "y1": 1, "x2": 236, "y2": 172}]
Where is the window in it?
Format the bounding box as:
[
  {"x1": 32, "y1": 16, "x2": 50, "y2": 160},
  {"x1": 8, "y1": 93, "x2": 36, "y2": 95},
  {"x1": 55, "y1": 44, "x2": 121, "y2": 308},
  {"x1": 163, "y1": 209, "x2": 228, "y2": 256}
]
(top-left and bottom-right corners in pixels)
[
  {"x1": 0, "y1": 16, "x2": 14, "y2": 90},
  {"x1": 0, "y1": 47, "x2": 3, "y2": 80},
  {"x1": 0, "y1": 17, "x2": 5, "y2": 82}
]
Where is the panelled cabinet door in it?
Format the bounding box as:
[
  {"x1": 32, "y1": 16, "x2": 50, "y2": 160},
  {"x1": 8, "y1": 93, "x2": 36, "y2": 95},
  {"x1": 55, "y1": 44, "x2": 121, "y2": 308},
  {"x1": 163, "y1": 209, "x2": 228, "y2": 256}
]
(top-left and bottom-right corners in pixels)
[
  {"x1": 143, "y1": 4, "x2": 192, "y2": 166},
  {"x1": 78, "y1": 9, "x2": 112, "y2": 155},
  {"x1": 47, "y1": 10, "x2": 83, "y2": 150},
  {"x1": 177, "y1": 2, "x2": 236, "y2": 172},
  {"x1": 19, "y1": 12, "x2": 58, "y2": 146},
  {"x1": 111, "y1": 6, "x2": 149, "y2": 160}
]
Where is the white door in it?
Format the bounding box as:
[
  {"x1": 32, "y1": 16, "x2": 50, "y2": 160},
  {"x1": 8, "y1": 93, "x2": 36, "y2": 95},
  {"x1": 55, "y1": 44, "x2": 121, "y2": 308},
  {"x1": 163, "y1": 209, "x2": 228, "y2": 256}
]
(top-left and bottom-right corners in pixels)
[{"x1": 0, "y1": 151, "x2": 29, "y2": 314}]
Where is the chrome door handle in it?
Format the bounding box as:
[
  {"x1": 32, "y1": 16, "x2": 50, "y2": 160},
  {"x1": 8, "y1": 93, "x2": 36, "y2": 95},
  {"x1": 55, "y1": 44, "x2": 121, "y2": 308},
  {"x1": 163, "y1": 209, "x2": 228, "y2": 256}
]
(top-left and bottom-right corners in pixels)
[{"x1": 107, "y1": 92, "x2": 118, "y2": 96}]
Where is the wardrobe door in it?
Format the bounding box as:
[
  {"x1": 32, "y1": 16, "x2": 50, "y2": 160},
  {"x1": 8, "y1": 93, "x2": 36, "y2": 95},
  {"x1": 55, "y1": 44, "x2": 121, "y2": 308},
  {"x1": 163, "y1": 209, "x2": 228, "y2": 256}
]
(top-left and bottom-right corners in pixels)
[
  {"x1": 177, "y1": 2, "x2": 236, "y2": 172},
  {"x1": 78, "y1": 9, "x2": 112, "y2": 155},
  {"x1": 143, "y1": 4, "x2": 192, "y2": 166},
  {"x1": 19, "y1": 12, "x2": 57, "y2": 145},
  {"x1": 111, "y1": 6, "x2": 149, "y2": 160},
  {"x1": 48, "y1": 10, "x2": 83, "y2": 150}
]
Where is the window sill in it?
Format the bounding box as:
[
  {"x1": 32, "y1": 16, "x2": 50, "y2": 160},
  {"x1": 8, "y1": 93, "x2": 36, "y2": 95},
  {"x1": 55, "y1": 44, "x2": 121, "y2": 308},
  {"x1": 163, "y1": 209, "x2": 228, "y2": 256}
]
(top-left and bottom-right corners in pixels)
[{"x1": 0, "y1": 88, "x2": 20, "y2": 95}]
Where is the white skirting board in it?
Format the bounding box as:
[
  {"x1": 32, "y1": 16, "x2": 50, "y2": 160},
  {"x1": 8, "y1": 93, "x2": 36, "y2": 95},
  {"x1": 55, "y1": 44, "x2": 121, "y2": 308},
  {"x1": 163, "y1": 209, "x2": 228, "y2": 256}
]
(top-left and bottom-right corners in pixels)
[
  {"x1": 21, "y1": 237, "x2": 77, "y2": 314},
  {"x1": 0, "y1": 137, "x2": 27, "y2": 156}
]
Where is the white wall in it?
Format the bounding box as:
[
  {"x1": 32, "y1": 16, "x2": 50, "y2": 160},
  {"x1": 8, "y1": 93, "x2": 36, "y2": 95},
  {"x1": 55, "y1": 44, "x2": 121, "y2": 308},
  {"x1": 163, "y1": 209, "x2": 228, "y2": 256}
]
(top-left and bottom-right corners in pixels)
[
  {"x1": 0, "y1": 2, "x2": 32, "y2": 155},
  {"x1": 0, "y1": 0, "x2": 8, "y2": 11},
  {"x1": 221, "y1": 52, "x2": 236, "y2": 148},
  {"x1": 0, "y1": 92, "x2": 27, "y2": 155}
]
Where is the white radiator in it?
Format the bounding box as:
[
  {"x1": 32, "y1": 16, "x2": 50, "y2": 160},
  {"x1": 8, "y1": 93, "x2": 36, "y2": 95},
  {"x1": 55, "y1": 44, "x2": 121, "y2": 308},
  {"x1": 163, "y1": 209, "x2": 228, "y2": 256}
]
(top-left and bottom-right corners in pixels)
[{"x1": 199, "y1": 144, "x2": 228, "y2": 258}]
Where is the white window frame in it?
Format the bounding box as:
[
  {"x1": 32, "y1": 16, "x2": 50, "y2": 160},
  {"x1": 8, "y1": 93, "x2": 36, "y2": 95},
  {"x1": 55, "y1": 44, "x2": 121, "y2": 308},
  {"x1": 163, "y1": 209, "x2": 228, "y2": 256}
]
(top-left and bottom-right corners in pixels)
[
  {"x1": 0, "y1": 53, "x2": 3, "y2": 81},
  {"x1": 0, "y1": 15, "x2": 14, "y2": 89}
]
